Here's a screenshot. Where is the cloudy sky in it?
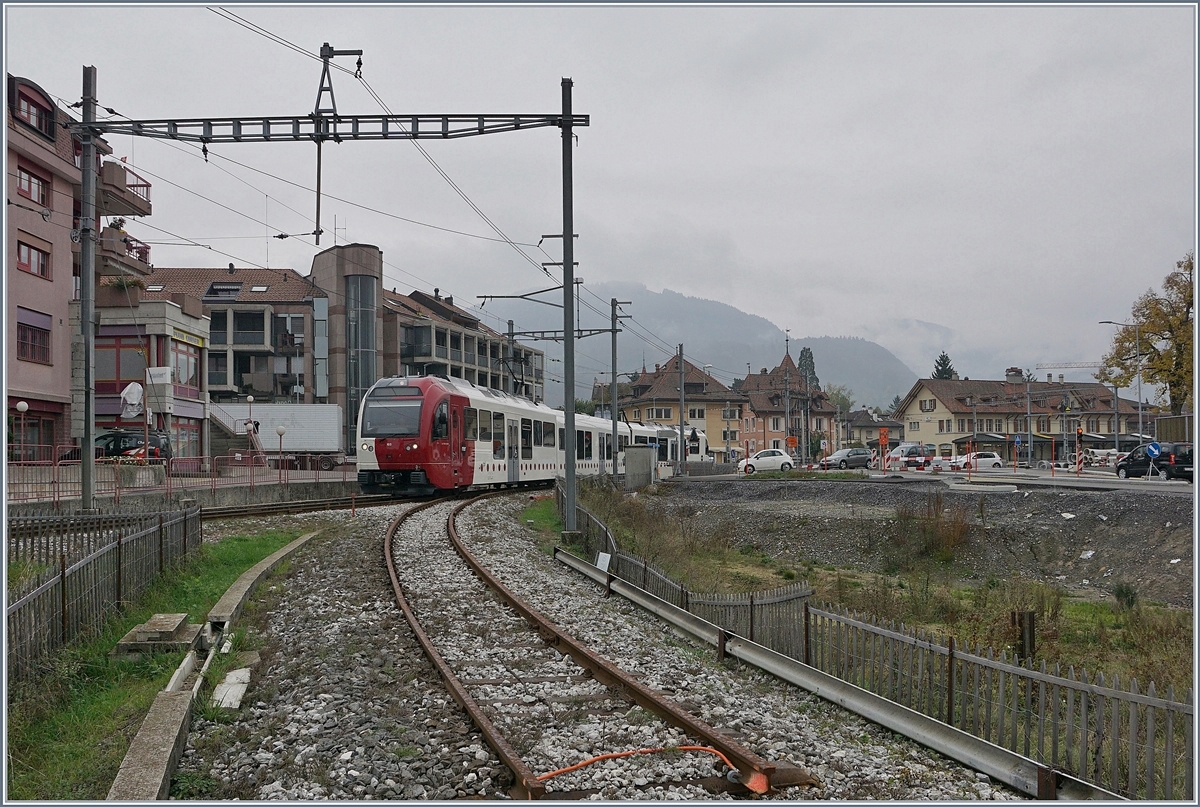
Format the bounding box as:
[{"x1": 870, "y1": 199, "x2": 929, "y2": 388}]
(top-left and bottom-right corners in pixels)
[{"x1": 6, "y1": 4, "x2": 1195, "y2": 391}]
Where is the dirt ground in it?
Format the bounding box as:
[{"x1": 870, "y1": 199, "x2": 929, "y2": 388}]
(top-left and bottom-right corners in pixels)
[{"x1": 653, "y1": 478, "x2": 1195, "y2": 609}]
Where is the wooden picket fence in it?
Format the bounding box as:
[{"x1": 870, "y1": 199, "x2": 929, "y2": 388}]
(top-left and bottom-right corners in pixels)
[
  {"x1": 557, "y1": 484, "x2": 1194, "y2": 799},
  {"x1": 6, "y1": 506, "x2": 202, "y2": 682}
]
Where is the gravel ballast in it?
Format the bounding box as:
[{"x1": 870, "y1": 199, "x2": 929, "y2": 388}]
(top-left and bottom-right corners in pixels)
[{"x1": 173, "y1": 496, "x2": 1028, "y2": 800}]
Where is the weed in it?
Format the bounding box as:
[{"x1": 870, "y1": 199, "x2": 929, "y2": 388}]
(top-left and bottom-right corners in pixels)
[
  {"x1": 170, "y1": 770, "x2": 224, "y2": 799},
  {"x1": 1113, "y1": 582, "x2": 1138, "y2": 611}
]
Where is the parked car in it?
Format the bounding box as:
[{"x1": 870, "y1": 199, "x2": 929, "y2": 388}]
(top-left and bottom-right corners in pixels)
[
  {"x1": 58, "y1": 429, "x2": 173, "y2": 461},
  {"x1": 1115, "y1": 442, "x2": 1193, "y2": 481},
  {"x1": 928, "y1": 455, "x2": 963, "y2": 471},
  {"x1": 738, "y1": 449, "x2": 794, "y2": 474},
  {"x1": 819, "y1": 447, "x2": 873, "y2": 470},
  {"x1": 886, "y1": 443, "x2": 936, "y2": 469},
  {"x1": 958, "y1": 451, "x2": 1005, "y2": 470}
]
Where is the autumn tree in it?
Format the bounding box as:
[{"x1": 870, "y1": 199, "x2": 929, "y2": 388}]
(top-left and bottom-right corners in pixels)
[
  {"x1": 932, "y1": 351, "x2": 956, "y2": 379},
  {"x1": 1098, "y1": 252, "x2": 1194, "y2": 415},
  {"x1": 825, "y1": 383, "x2": 856, "y2": 414}
]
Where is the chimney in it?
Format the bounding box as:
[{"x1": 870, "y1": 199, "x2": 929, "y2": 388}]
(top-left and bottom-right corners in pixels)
[
  {"x1": 951, "y1": 371, "x2": 960, "y2": 380},
  {"x1": 655, "y1": 363, "x2": 660, "y2": 372},
  {"x1": 445, "y1": 295, "x2": 453, "y2": 306},
  {"x1": 761, "y1": 368, "x2": 768, "y2": 374},
  {"x1": 433, "y1": 287, "x2": 440, "y2": 300},
  {"x1": 1058, "y1": 374, "x2": 1064, "y2": 384},
  {"x1": 1005, "y1": 367, "x2": 1023, "y2": 383},
  {"x1": 1047, "y1": 373, "x2": 1053, "y2": 382}
]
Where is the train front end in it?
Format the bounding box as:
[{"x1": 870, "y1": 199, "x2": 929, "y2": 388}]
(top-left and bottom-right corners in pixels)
[{"x1": 356, "y1": 377, "x2": 440, "y2": 496}]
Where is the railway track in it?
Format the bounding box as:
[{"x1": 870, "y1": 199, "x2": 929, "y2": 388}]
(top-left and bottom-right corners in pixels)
[
  {"x1": 200, "y1": 493, "x2": 401, "y2": 520},
  {"x1": 384, "y1": 495, "x2": 813, "y2": 799}
]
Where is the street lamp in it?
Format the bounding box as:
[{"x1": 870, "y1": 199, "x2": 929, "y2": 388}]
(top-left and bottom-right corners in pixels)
[
  {"x1": 276, "y1": 425, "x2": 286, "y2": 483},
  {"x1": 1099, "y1": 320, "x2": 1143, "y2": 442},
  {"x1": 246, "y1": 395, "x2": 255, "y2": 453},
  {"x1": 15, "y1": 401, "x2": 28, "y2": 463}
]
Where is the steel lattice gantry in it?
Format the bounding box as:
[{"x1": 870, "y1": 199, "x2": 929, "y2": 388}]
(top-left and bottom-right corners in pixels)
[{"x1": 79, "y1": 113, "x2": 588, "y2": 143}]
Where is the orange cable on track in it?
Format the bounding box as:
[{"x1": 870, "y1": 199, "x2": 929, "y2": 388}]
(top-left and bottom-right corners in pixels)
[{"x1": 536, "y1": 745, "x2": 735, "y2": 782}]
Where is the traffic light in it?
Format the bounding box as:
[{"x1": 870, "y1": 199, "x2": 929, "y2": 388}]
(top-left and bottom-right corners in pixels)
[{"x1": 1077, "y1": 427, "x2": 1083, "y2": 437}]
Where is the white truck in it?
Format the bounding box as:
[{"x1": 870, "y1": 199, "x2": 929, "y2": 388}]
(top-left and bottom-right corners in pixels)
[{"x1": 219, "y1": 403, "x2": 345, "y2": 470}]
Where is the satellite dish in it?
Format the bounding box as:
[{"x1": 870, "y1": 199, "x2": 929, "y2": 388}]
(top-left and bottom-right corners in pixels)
[
  {"x1": 40, "y1": 208, "x2": 51, "y2": 222},
  {"x1": 70, "y1": 228, "x2": 81, "y2": 243}
]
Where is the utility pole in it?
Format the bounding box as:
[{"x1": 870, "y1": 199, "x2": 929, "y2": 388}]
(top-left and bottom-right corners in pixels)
[
  {"x1": 610, "y1": 298, "x2": 630, "y2": 476},
  {"x1": 561, "y1": 78, "x2": 578, "y2": 532},
  {"x1": 677, "y1": 344, "x2": 685, "y2": 476},
  {"x1": 80, "y1": 66, "x2": 98, "y2": 510},
  {"x1": 507, "y1": 320, "x2": 515, "y2": 394}
]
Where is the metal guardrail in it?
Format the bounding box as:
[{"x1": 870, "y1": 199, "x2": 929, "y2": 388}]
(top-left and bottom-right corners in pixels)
[{"x1": 552, "y1": 546, "x2": 1123, "y2": 801}]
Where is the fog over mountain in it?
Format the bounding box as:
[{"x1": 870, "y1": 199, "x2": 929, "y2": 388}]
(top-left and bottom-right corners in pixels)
[{"x1": 482, "y1": 282, "x2": 918, "y2": 410}]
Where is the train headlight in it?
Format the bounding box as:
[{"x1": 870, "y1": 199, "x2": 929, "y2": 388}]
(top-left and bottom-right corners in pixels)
[{"x1": 362, "y1": 442, "x2": 373, "y2": 452}]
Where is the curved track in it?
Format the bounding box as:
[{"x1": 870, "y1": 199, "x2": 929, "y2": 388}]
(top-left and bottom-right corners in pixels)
[{"x1": 383, "y1": 495, "x2": 785, "y2": 799}]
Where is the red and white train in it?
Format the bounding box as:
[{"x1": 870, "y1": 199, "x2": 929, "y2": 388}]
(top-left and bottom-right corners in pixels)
[{"x1": 355, "y1": 375, "x2": 707, "y2": 496}]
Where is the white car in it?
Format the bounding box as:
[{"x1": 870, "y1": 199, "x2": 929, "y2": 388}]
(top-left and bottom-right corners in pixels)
[
  {"x1": 928, "y1": 455, "x2": 964, "y2": 471},
  {"x1": 738, "y1": 449, "x2": 794, "y2": 474},
  {"x1": 958, "y1": 451, "x2": 1005, "y2": 470}
]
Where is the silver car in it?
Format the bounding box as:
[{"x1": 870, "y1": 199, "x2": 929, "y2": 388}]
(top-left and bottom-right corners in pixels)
[{"x1": 820, "y1": 447, "x2": 873, "y2": 470}]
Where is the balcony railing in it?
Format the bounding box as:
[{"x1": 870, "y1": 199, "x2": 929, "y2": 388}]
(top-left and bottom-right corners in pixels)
[
  {"x1": 450, "y1": 349, "x2": 462, "y2": 363},
  {"x1": 435, "y1": 345, "x2": 448, "y2": 359},
  {"x1": 208, "y1": 371, "x2": 229, "y2": 386},
  {"x1": 233, "y1": 331, "x2": 266, "y2": 345}
]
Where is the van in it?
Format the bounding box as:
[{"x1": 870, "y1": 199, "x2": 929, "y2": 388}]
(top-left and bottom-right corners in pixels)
[{"x1": 887, "y1": 443, "x2": 935, "y2": 469}]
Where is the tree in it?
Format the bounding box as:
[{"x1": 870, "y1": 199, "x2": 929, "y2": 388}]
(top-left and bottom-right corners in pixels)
[
  {"x1": 932, "y1": 352, "x2": 956, "y2": 379},
  {"x1": 1024, "y1": 369, "x2": 1037, "y2": 382},
  {"x1": 797, "y1": 347, "x2": 819, "y2": 390},
  {"x1": 574, "y1": 399, "x2": 597, "y2": 415},
  {"x1": 1098, "y1": 252, "x2": 1194, "y2": 415},
  {"x1": 888, "y1": 395, "x2": 902, "y2": 416},
  {"x1": 825, "y1": 383, "x2": 856, "y2": 414}
]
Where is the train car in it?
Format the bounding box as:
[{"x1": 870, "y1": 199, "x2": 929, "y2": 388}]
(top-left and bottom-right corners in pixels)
[{"x1": 356, "y1": 375, "x2": 638, "y2": 496}]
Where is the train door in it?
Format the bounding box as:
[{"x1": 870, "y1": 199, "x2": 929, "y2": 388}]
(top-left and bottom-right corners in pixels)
[
  {"x1": 507, "y1": 419, "x2": 520, "y2": 483},
  {"x1": 449, "y1": 405, "x2": 463, "y2": 487}
]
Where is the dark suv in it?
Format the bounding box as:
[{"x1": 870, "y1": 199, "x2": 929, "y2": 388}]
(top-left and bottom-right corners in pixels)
[
  {"x1": 1115, "y1": 442, "x2": 1192, "y2": 481},
  {"x1": 60, "y1": 430, "x2": 173, "y2": 461}
]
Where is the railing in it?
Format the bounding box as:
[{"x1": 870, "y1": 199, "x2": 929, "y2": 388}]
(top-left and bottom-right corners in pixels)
[
  {"x1": 450, "y1": 348, "x2": 462, "y2": 363},
  {"x1": 555, "y1": 484, "x2": 1194, "y2": 800},
  {"x1": 435, "y1": 345, "x2": 448, "y2": 359},
  {"x1": 122, "y1": 164, "x2": 151, "y2": 202},
  {"x1": 6, "y1": 453, "x2": 354, "y2": 505},
  {"x1": 6, "y1": 505, "x2": 201, "y2": 682},
  {"x1": 232, "y1": 331, "x2": 265, "y2": 345}
]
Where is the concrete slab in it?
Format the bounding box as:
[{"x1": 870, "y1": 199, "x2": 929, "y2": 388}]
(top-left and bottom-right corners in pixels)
[
  {"x1": 107, "y1": 690, "x2": 192, "y2": 800},
  {"x1": 208, "y1": 532, "x2": 318, "y2": 633},
  {"x1": 113, "y1": 623, "x2": 203, "y2": 660},
  {"x1": 135, "y1": 613, "x2": 189, "y2": 642},
  {"x1": 212, "y1": 667, "x2": 252, "y2": 709}
]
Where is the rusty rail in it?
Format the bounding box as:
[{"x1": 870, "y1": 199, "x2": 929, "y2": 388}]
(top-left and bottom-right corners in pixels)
[{"x1": 441, "y1": 492, "x2": 776, "y2": 794}]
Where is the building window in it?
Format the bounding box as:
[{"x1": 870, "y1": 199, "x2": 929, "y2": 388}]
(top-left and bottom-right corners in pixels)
[
  {"x1": 908, "y1": 421, "x2": 920, "y2": 431},
  {"x1": 17, "y1": 165, "x2": 49, "y2": 205},
  {"x1": 17, "y1": 92, "x2": 55, "y2": 138},
  {"x1": 722, "y1": 406, "x2": 741, "y2": 420},
  {"x1": 17, "y1": 242, "x2": 51, "y2": 278},
  {"x1": 770, "y1": 417, "x2": 783, "y2": 431},
  {"x1": 17, "y1": 323, "x2": 51, "y2": 364},
  {"x1": 648, "y1": 407, "x2": 671, "y2": 420},
  {"x1": 172, "y1": 340, "x2": 201, "y2": 398},
  {"x1": 919, "y1": 399, "x2": 936, "y2": 412},
  {"x1": 814, "y1": 418, "x2": 824, "y2": 430},
  {"x1": 95, "y1": 336, "x2": 148, "y2": 393},
  {"x1": 722, "y1": 429, "x2": 738, "y2": 441},
  {"x1": 689, "y1": 407, "x2": 705, "y2": 420},
  {"x1": 957, "y1": 418, "x2": 966, "y2": 432}
]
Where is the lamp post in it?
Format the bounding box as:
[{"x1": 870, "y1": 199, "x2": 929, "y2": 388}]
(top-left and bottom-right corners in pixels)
[
  {"x1": 246, "y1": 395, "x2": 254, "y2": 453},
  {"x1": 276, "y1": 425, "x2": 286, "y2": 483},
  {"x1": 1100, "y1": 320, "x2": 1143, "y2": 442},
  {"x1": 15, "y1": 401, "x2": 28, "y2": 463}
]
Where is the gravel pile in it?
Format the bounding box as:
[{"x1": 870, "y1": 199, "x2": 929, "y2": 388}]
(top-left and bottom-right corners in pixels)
[
  {"x1": 656, "y1": 479, "x2": 1194, "y2": 607},
  {"x1": 173, "y1": 495, "x2": 1027, "y2": 800}
]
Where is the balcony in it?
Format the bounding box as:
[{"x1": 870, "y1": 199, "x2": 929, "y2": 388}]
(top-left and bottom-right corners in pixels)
[
  {"x1": 275, "y1": 333, "x2": 304, "y2": 354},
  {"x1": 97, "y1": 161, "x2": 153, "y2": 218},
  {"x1": 208, "y1": 371, "x2": 229, "y2": 386},
  {"x1": 233, "y1": 331, "x2": 267, "y2": 346},
  {"x1": 96, "y1": 227, "x2": 151, "y2": 277}
]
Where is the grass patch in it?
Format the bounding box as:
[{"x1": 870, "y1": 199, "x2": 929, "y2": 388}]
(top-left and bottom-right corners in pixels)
[
  {"x1": 6, "y1": 529, "x2": 299, "y2": 801},
  {"x1": 521, "y1": 496, "x2": 563, "y2": 553}
]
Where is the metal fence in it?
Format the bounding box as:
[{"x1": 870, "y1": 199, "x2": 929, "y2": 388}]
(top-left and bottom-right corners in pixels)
[
  {"x1": 556, "y1": 484, "x2": 1194, "y2": 799},
  {"x1": 6, "y1": 506, "x2": 202, "y2": 682},
  {"x1": 6, "y1": 452, "x2": 354, "y2": 505}
]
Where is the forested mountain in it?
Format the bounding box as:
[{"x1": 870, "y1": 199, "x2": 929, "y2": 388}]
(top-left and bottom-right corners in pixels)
[{"x1": 482, "y1": 282, "x2": 917, "y2": 409}]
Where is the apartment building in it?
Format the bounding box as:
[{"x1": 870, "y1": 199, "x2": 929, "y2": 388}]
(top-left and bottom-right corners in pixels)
[
  {"x1": 842, "y1": 408, "x2": 905, "y2": 451},
  {"x1": 894, "y1": 367, "x2": 1145, "y2": 461},
  {"x1": 617, "y1": 356, "x2": 748, "y2": 463},
  {"x1": 8, "y1": 74, "x2": 212, "y2": 458},
  {"x1": 738, "y1": 352, "x2": 835, "y2": 459}
]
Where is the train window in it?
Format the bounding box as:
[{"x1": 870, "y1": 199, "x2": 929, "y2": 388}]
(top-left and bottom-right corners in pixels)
[
  {"x1": 477, "y1": 410, "x2": 492, "y2": 440},
  {"x1": 521, "y1": 418, "x2": 533, "y2": 459},
  {"x1": 634, "y1": 436, "x2": 648, "y2": 444},
  {"x1": 361, "y1": 398, "x2": 422, "y2": 437},
  {"x1": 533, "y1": 420, "x2": 543, "y2": 447},
  {"x1": 542, "y1": 421, "x2": 555, "y2": 447},
  {"x1": 432, "y1": 401, "x2": 449, "y2": 440},
  {"x1": 605, "y1": 433, "x2": 613, "y2": 460},
  {"x1": 465, "y1": 408, "x2": 478, "y2": 441},
  {"x1": 559, "y1": 428, "x2": 565, "y2": 449},
  {"x1": 576, "y1": 430, "x2": 593, "y2": 460},
  {"x1": 493, "y1": 412, "x2": 505, "y2": 460},
  {"x1": 619, "y1": 436, "x2": 630, "y2": 451}
]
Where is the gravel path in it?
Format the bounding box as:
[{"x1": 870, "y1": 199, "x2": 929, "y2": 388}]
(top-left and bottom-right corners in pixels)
[{"x1": 172, "y1": 496, "x2": 1026, "y2": 800}]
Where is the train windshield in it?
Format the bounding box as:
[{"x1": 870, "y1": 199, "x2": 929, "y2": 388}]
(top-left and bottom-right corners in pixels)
[{"x1": 361, "y1": 398, "x2": 423, "y2": 437}]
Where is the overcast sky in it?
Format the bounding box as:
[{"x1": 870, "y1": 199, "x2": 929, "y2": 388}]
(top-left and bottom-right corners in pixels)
[{"x1": 6, "y1": 3, "x2": 1195, "y2": 395}]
